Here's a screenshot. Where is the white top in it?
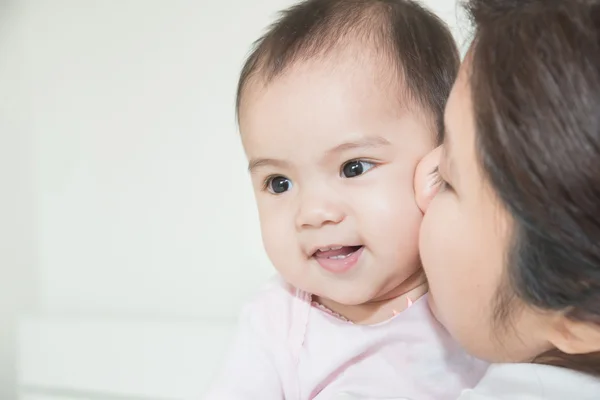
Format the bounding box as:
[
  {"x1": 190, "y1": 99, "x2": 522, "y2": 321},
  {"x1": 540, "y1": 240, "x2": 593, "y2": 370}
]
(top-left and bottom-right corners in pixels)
[
  {"x1": 206, "y1": 277, "x2": 487, "y2": 400},
  {"x1": 458, "y1": 363, "x2": 600, "y2": 399}
]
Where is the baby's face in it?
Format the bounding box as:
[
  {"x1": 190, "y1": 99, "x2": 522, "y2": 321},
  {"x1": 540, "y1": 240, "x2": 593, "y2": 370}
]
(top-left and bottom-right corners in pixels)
[{"x1": 239, "y1": 57, "x2": 435, "y2": 305}]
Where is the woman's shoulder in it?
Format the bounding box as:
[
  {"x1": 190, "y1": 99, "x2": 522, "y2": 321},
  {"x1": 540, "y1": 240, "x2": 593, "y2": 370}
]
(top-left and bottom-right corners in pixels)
[{"x1": 458, "y1": 363, "x2": 600, "y2": 400}]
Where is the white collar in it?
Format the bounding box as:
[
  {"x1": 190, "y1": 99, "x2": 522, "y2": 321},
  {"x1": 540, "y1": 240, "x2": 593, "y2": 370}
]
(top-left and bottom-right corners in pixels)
[{"x1": 461, "y1": 363, "x2": 600, "y2": 399}]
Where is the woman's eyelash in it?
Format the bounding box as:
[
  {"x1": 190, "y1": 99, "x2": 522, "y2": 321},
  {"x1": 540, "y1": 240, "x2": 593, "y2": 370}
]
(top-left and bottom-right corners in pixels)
[
  {"x1": 429, "y1": 166, "x2": 442, "y2": 186},
  {"x1": 430, "y1": 166, "x2": 452, "y2": 191}
]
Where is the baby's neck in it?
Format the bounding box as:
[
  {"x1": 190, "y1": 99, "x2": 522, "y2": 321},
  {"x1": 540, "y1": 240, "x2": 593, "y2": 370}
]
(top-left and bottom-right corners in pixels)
[{"x1": 315, "y1": 269, "x2": 428, "y2": 325}]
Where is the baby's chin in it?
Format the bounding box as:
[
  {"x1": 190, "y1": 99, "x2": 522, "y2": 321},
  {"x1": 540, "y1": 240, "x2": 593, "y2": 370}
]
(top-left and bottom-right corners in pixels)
[
  {"x1": 309, "y1": 280, "x2": 390, "y2": 306},
  {"x1": 316, "y1": 291, "x2": 376, "y2": 307},
  {"x1": 280, "y1": 261, "x2": 425, "y2": 305}
]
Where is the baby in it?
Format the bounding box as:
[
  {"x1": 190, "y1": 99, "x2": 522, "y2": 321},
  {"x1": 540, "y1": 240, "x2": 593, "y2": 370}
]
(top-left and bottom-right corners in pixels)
[{"x1": 206, "y1": 0, "x2": 487, "y2": 399}]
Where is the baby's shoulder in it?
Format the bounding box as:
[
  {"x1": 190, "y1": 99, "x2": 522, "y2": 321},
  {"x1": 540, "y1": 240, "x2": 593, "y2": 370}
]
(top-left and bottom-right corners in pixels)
[
  {"x1": 239, "y1": 275, "x2": 309, "y2": 338},
  {"x1": 245, "y1": 275, "x2": 298, "y2": 310}
]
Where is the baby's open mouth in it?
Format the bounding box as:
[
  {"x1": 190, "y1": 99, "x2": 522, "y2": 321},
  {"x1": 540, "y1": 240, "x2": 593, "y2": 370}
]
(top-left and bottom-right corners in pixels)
[{"x1": 313, "y1": 245, "x2": 363, "y2": 260}]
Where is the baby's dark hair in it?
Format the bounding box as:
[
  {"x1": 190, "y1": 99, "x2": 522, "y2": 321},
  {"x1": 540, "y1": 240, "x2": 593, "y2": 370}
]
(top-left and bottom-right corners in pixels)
[{"x1": 236, "y1": 0, "x2": 459, "y2": 142}]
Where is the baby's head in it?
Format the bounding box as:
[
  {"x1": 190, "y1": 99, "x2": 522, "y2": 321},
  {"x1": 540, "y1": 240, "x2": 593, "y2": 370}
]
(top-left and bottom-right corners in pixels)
[{"x1": 238, "y1": 0, "x2": 458, "y2": 306}]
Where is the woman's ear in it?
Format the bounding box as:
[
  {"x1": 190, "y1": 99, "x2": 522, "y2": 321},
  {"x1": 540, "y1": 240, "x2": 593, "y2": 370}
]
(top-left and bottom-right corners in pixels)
[
  {"x1": 549, "y1": 315, "x2": 600, "y2": 355},
  {"x1": 415, "y1": 146, "x2": 442, "y2": 213}
]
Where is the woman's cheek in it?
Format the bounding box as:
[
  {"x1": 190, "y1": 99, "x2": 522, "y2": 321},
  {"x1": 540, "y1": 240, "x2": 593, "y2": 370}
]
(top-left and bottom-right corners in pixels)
[
  {"x1": 419, "y1": 199, "x2": 457, "y2": 316},
  {"x1": 420, "y1": 199, "x2": 447, "y2": 277}
]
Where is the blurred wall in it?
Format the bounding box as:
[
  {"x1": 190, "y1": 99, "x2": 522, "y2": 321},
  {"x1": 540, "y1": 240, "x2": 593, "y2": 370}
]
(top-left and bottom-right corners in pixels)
[{"x1": 0, "y1": 1, "x2": 467, "y2": 398}]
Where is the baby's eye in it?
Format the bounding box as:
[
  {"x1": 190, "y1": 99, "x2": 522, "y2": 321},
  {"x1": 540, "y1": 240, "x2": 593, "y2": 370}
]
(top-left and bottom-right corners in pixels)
[
  {"x1": 341, "y1": 160, "x2": 376, "y2": 178},
  {"x1": 265, "y1": 175, "x2": 292, "y2": 194}
]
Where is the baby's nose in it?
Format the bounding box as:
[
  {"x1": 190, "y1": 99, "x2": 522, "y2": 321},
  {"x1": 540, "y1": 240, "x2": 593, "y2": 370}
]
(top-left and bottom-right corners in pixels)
[{"x1": 295, "y1": 191, "x2": 345, "y2": 230}]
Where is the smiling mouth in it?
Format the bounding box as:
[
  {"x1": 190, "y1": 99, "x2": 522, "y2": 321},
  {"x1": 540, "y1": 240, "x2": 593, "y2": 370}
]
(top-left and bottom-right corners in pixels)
[{"x1": 313, "y1": 245, "x2": 363, "y2": 260}]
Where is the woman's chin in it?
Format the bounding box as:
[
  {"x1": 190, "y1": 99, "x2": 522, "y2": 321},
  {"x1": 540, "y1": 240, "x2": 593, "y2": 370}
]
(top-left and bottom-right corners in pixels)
[{"x1": 426, "y1": 294, "x2": 439, "y2": 318}]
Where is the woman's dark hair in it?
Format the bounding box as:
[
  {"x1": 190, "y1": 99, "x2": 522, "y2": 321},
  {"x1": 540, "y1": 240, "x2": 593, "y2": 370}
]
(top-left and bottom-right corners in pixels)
[{"x1": 465, "y1": 0, "x2": 600, "y2": 376}]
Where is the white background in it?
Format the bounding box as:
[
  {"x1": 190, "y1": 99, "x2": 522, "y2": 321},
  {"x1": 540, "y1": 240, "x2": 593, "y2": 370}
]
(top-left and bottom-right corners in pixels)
[{"x1": 0, "y1": 0, "x2": 468, "y2": 399}]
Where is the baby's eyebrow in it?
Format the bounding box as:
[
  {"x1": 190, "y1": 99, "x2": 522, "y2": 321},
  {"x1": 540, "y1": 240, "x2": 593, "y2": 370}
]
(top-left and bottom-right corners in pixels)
[
  {"x1": 247, "y1": 137, "x2": 390, "y2": 173},
  {"x1": 247, "y1": 158, "x2": 289, "y2": 173},
  {"x1": 326, "y1": 136, "x2": 391, "y2": 155}
]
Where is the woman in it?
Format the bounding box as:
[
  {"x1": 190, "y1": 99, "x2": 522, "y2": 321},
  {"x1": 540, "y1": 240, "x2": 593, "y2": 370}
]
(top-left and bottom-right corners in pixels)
[{"x1": 415, "y1": 0, "x2": 600, "y2": 398}]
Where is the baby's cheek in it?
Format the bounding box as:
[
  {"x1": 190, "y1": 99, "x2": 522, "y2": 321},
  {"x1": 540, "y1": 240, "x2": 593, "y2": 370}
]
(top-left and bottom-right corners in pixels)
[
  {"x1": 376, "y1": 183, "x2": 422, "y2": 223},
  {"x1": 389, "y1": 200, "x2": 423, "y2": 241},
  {"x1": 259, "y1": 216, "x2": 286, "y2": 255}
]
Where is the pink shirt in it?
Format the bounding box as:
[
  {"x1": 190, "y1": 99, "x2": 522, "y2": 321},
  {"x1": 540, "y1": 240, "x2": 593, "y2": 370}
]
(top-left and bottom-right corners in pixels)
[{"x1": 206, "y1": 278, "x2": 487, "y2": 400}]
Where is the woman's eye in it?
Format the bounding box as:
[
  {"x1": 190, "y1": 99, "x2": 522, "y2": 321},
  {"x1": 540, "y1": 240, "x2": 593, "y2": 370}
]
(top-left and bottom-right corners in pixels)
[
  {"x1": 431, "y1": 167, "x2": 453, "y2": 193},
  {"x1": 265, "y1": 176, "x2": 292, "y2": 194},
  {"x1": 439, "y1": 180, "x2": 452, "y2": 192},
  {"x1": 341, "y1": 160, "x2": 376, "y2": 178}
]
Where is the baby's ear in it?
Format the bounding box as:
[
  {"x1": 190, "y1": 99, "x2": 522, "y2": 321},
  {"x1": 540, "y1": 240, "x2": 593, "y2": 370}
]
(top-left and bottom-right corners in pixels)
[{"x1": 414, "y1": 146, "x2": 442, "y2": 213}]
